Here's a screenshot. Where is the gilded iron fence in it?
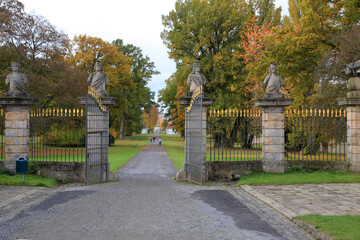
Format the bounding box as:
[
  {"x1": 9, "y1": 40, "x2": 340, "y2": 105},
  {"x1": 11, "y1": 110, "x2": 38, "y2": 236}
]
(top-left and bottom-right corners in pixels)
[
  {"x1": 30, "y1": 107, "x2": 86, "y2": 162},
  {"x1": 285, "y1": 109, "x2": 347, "y2": 162},
  {"x1": 208, "y1": 108, "x2": 262, "y2": 161}
]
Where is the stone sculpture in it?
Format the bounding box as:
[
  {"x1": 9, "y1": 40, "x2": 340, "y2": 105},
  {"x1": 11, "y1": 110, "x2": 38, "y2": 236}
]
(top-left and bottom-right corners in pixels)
[
  {"x1": 264, "y1": 63, "x2": 283, "y2": 95},
  {"x1": 344, "y1": 59, "x2": 360, "y2": 92},
  {"x1": 5, "y1": 62, "x2": 29, "y2": 97},
  {"x1": 87, "y1": 61, "x2": 109, "y2": 97},
  {"x1": 187, "y1": 60, "x2": 206, "y2": 92}
]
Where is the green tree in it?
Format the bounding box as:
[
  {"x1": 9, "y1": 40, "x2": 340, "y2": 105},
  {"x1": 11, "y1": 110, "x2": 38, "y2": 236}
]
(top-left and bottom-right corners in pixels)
[
  {"x1": 112, "y1": 39, "x2": 158, "y2": 138},
  {"x1": 159, "y1": 0, "x2": 282, "y2": 130},
  {"x1": 160, "y1": 0, "x2": 249, "y2": 108}
]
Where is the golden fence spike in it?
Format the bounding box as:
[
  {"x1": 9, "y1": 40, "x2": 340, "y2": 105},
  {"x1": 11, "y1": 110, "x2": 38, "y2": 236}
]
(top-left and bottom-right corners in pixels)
[
  {"x1": 326, "y1": 109, "x2": 330, "y2": 117},
  {"x1": 331, "y1": 109, "x2": 334, "y2": 117}
]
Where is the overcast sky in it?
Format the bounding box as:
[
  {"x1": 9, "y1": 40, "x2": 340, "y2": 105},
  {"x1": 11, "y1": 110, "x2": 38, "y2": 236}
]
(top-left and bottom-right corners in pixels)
[{"x1": 21, "y1": 0, "x2": 289, "y2": 100}]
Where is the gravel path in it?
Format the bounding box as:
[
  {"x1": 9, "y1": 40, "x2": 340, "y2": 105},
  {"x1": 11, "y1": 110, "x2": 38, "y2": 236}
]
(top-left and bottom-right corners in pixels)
[{"x1": 0, "y1": 143, "x2": 314, "y2": 240}]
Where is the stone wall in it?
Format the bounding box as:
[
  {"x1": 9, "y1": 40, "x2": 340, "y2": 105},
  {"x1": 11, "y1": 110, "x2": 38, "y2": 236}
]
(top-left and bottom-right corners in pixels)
[
  {"x1": 34, "y1": 162, "x2": 85, "y2": 182},
  {"x1": 207, "y1": 161, "x2": 263, "y2": 180},
  {"x1": 207, "y1": 160, "x2": 348, "y2": 180}
]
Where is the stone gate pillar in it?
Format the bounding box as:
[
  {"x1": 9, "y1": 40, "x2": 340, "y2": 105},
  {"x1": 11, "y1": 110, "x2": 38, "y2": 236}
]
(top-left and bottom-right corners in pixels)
[
  {"x1": 255, "y1": 95, "x2": 293, "y2": 173},
  {"x1": 0, "y1": 97, "x2": 37, "y2": 172},
  {"x1": 78, "y1": 94, "x2": 116, "y2": 183},
  {"x1": 338, "y1": 59, "x2": 360, "y2": 172},
  {"x1": 178, "y1": 91, "x2": 214, "y2": 183}
]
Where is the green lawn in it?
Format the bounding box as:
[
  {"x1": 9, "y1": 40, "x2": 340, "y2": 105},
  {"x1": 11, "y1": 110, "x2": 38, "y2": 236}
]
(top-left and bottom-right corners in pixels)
[
  {"x1": 0, "y1": 174, "x2": 58, "y2": 187},
  {"x1": 108, "y1": 134, "x2": 151, "y2": 172},
  {"x1": 235, "y1": 171, "x2": 360, "y2": 186},
  {"x1": 296, "y1": 215, "x2": 360, "y2": 240},
  {"x1": 160, "y1": 134, "x2": 184, "y2": 170}
]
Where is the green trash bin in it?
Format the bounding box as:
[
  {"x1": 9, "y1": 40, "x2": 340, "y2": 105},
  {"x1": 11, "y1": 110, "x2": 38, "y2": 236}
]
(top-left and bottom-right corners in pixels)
[
  {"x1": 16, "y1": 158, "x2": 28, "y2": 174},
  {"x1": 16, "y1": 158, "x2": 28, "y2": 183}
]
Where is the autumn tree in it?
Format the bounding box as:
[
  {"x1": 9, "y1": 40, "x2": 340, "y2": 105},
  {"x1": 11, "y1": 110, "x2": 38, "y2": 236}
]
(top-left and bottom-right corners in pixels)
[
  {"x1": 142, "y1": 105, "x2": 159, "y2": 132},
  {"x1": 159, "y1": 0, "x2": 282, "y2": 131},
  {"x1": 161, "y1": 119, "x2": 168, "y2": 130},
  {"x1": 112, "y1": 39, "x2": 157, "y2": 139},
  {"x1": 0, "y1": 0, "x2": 85, "y2": 107},
  {"x1": 66, "y1": 34, "x2": 133, "y2": 131},
  {"x1": 236, "y1": 0, "x2": 360, "y2": 108}
]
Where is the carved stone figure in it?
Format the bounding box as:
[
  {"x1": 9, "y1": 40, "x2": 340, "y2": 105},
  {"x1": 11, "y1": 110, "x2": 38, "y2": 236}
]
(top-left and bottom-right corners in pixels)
[
  {"x1": 5, "y1": 62, "x2": 28, "y2": 97},
  {"x1": 87, "y1": 61, "x2": 109, "y2": 97},
  {"x1": 187, "y1": 60, "x2": 206, "y2": 92},
  {"x1": 264, "y1": 63, "x2": 283, "y2": 95},
  {"x1": 343, "y1": 59, "x2": 360, "y2": 92}
]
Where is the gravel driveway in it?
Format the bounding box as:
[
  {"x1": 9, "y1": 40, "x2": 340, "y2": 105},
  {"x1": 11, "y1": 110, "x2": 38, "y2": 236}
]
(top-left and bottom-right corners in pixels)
[{"x1": 0, "y1": 143, "x2": 314, "y2": 240}]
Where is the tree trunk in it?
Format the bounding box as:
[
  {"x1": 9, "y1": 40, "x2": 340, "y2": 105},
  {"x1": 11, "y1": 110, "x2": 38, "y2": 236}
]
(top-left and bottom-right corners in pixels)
[{"x1": 120, "y1": 113, "x2": 125, "y2": 140}]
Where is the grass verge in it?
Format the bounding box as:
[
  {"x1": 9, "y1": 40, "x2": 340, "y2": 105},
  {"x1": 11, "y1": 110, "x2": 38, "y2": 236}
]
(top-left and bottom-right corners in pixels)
[
  {"x1": 235, "y1": 171, "x2": 360, "y2": 186},
  {"x1": 160, "y1": 134, "x2": 184, "y2": 170},
  {"x1": 0, "y1": 174, "x2": 58, "y2": 187},
  {"x1": 296, "y1": 215, "x2": 360, "y2": 240},
  {"x1": 108, "y1": 134, "x2": 150, "y2": 172}
]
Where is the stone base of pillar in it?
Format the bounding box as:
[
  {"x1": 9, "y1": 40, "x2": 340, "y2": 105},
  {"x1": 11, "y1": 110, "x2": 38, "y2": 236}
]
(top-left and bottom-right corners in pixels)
[
  {"x1": 338, "y1": 97, "x2": 360, "y2": 172},
  {"x1": 0, "y1": 97, "x2": 37, "y2": 172},
  {"x1": 255, "y1": 96, "x2": 293, "y2": 173}
]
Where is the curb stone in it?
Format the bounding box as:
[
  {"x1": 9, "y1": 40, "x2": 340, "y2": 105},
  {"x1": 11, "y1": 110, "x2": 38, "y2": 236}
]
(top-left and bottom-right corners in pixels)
[
  {"x1": 292, "y1": 219, "x2": 333, "y2": 240},
  {"x1": 239, "y1": 185, "x2": 333, "y2": 240}
]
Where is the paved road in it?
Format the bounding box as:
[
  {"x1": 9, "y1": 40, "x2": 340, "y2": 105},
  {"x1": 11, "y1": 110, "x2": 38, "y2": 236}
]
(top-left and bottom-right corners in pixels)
[{"x1": 0, "y1": 143, "x2": 314, "y2": 240}]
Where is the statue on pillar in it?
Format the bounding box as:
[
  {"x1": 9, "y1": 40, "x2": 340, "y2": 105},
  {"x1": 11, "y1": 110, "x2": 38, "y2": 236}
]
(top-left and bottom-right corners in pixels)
[
  {"x1": 344, "y1": 58, "x2": 360, "y2": 93},
  {"x1": 264, "y1": 63, "x2": 283, "y2": 96},
  {"x1": 5, "y1": 62, "x2": 29, "y2": 97},
  {"x1": 87, "y1": 61, "x2": 109, "y2": 97},
  {"x1": 187, "y1": 60, "x2": 206, "y2": 92}
]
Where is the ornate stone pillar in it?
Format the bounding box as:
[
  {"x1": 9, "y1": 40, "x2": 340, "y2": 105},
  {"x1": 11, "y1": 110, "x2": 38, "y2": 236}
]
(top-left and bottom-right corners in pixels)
[
  {"x1": 255, "y1": 95, "x2": 293, "y2": 173},
  {"x1": 338, "y1": 59, "x2": 360, "y2": 172},
  {"x1": 0, "y1": 97, "x2": 37, "y2": 171}
]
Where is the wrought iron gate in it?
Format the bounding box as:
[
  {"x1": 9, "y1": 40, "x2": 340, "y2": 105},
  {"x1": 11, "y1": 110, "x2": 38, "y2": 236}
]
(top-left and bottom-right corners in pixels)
[
  {"x1": 85, "y1": 88, "x2": 109, "y2": 184},
  {"x1": 185, "y1": 87, "x2": 204, "y2": 184}
]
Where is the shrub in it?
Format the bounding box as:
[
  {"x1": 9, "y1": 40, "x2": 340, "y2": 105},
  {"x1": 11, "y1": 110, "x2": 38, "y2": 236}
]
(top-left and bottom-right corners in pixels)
[
  {"x1": 109, "y1": 133, "x2": 115, "y2": 146},
  {"x1": 0, "y1": 168, "x2": 15, "y2": 176},
  {"x1": 27, "y1": 161, "x2": 38, "y2": 174}
]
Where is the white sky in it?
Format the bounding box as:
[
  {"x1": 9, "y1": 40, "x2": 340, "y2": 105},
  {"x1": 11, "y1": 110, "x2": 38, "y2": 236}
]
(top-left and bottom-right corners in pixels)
[{"x1": 21, "y1": 0, "x2": 289, "y2": 99}]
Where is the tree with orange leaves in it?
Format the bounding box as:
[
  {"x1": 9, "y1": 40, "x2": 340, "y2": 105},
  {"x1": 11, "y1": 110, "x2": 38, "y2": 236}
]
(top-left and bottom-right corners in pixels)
[{"x1": 233, "y1": 21, "x2": 276, "y2": 101}]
